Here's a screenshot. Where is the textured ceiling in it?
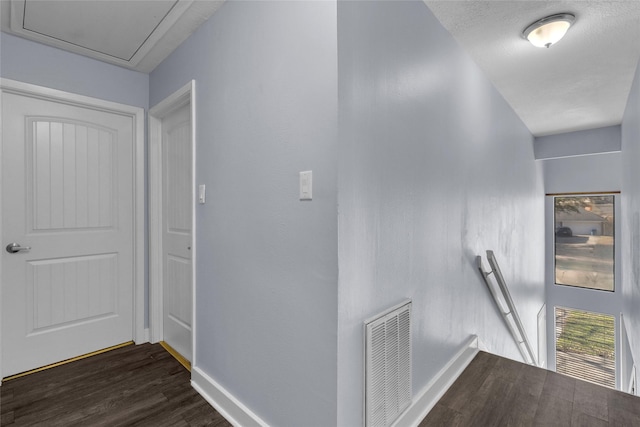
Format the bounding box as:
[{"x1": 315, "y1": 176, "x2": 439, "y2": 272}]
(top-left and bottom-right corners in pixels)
[
  {"x1": 2, "y1": 0, "x2": 639, "y2": 136},
  {"x1": 424, "y1": 1, "x2": 640, "y2": 136}
]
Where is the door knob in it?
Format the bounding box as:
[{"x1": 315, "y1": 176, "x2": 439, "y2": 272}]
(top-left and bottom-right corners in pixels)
[{"x1": 6, "y1": 243, "x2": 31, "y2": 253}]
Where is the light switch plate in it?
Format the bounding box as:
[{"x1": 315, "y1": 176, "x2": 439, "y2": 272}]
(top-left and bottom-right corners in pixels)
[
  {"x1": 300, "y1": 171, "x2": 312, "y2": 200},
  {"x1": 198, "y1": 184, "x2": 206, "y2": 204}
]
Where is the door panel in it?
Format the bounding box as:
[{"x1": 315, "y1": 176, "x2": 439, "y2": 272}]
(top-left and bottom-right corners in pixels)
[
  {"x1": 31, "y1": 120, "x2": 116, "y2": 230},
  {"x1": 2, "y1": 91, "x2": 134, "y2": 377},
  {"x1": 28, "y1": 254, "x2": 117, "y2": 332},
  {"x1": 162, "y1": 103, "x2": 192, "y2": 362}
]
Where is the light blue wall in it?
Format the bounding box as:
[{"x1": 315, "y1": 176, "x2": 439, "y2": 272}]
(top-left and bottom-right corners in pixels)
[
  {"x1": 621, "y1": 58, "x2": 640, "y2": 387},
  {"x1": 542, "y1": 153, "x2": 621, "y2": 194},
  {"x1": 150, "y1": 2, "x2": 339, "y2": 426},
  {"x1": 534, "y1": 126, "x2": 621, "y2": 160},
  {"x1": 336, "y1": 2, "x2": 545, "y2": 425},
  {"x1": 0, "y1": 33, "x2": 148, "y2": 109}
]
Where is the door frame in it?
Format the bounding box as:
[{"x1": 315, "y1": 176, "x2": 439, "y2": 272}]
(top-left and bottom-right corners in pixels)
[
  {"x1": 148, "y1": 81, "x2": 196, "y2": 365},
  {"x1": 0, "y1": 78, "x2": 146, "y2": 380}
]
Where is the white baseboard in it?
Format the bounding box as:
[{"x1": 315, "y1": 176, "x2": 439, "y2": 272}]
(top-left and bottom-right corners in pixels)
[
  {"x1": 191, "y1": 366, "x2": 268, "y2": 427},
  {"x1": 391, "y1": 335, "x2": 480, "y2": 427},
  {"x1": 134, "y1": 328, "x2": 150, "y2": 345},
  {"x1": 477, "y1": 336, "x2": 489, "y2": 352}
]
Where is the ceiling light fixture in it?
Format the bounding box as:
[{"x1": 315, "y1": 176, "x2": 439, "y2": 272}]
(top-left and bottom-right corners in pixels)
[{"x1": 523, "y1": 13, "x2": 575, "y2": 48}]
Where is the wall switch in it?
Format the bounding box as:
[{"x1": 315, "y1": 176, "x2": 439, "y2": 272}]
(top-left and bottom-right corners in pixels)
[
  {"x1": 198, "y1": 184, "x2": 206, "y2": 204},
  {"x1": 300, "y1": 171, "x2": 312, "y2": 200}
]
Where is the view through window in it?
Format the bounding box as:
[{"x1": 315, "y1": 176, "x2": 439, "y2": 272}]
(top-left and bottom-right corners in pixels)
[
  {"x1": 555, "y1": 307, "x2": 615, "y2": 388},
  {"x1": 554, "y1": 195, "x2": 615, "y2": 291}
]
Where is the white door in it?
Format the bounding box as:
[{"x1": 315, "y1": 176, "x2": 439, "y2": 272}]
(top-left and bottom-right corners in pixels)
[
  {"x1": 1, "y1": 91, "x2": 134, "y2": 377},
  {"x1": 162, "y1": 103, "x2": 192, "y2": 362}
]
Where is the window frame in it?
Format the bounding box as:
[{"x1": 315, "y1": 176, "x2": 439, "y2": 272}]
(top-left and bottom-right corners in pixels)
[{"x1": 553, "y1": 193, "x2": 616, "y2": 292}]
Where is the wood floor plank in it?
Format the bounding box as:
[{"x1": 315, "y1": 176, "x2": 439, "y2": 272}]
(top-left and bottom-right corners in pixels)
[
  {"x1": 498, "y1": 361, "x2": 548, "y2": 425},
  {"x1": 542, "y1": 368, "x2": 576, "y2": 402},
  {"x1": 419, "y1": 402, "x2": 464, "y2": 426},
  {"x1": 608, "y1": 388, "x2": 640, "y2": 417},
  {"x1": 435, "y1": 350, "x2": 499, "y2": 412},
  {"x1": 420, "y1": 351, "x2": 640, "y2": 426},
  {"x1": 533, "y1": 394, "x2": 573, "y2": 427},
  {"x1": 0, "y1": 343, "x2": 231, "y2": 427},
  {"x1": 573, "y1": 379, "x2": 609, "y2": 422},
  {"x1": 466, "y1": 373, "x2": 517, "y2": 426},
  {"x1": 571, "y1": 411, "x2": 609, "y2": 427}
]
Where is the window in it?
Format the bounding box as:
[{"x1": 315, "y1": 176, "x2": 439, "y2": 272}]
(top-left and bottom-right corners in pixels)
[
  {"x1": 555, "y1": 307, "x2": 615, "y2": 388},
  {"x1": 554, "y1": 195, "x2": 615, "y2": 291}
]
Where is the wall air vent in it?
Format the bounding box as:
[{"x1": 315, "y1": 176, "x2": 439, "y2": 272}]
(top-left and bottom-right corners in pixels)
[{"x1": 364, "y1": 300, "x2": 412, "y2": 427}]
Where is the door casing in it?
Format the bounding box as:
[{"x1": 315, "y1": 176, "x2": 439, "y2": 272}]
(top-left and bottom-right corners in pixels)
[
  {"x1": 0, "y1": 78, "x2": 146, "y2": 381},
  {"x1": 148, "y1": 81, "x2": 196, "y2": 366}
]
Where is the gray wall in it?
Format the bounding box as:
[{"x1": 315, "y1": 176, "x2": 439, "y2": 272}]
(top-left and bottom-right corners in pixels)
[
  {"x1": 1, "y1": 33, "x2": 148, "y2": 109},
  {"x1": 621, "y1": 58, "x2": 640, "y2": 384},
  {"x1": 336, "y1": 2, "x2": 545, "y2": 425},
  {"x1": 542, "y1": 153, "x2": 621, "y2": 195},
  {"x1": 149, "y1": 2, "x2": 339, "y2": 426},
  {"x1": 537, "y1": 125, "x2": 623, "y2": 195},
  {"x1": 534, "y1": 126, "x2": 621, "y2": 160}
]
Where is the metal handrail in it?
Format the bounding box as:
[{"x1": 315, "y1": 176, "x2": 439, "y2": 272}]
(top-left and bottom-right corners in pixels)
[{"x1": 477, "y1": 250, "x2": 538, "y2": 366}]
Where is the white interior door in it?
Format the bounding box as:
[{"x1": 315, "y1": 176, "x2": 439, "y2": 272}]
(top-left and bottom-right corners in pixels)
[
  {"x1": 1, "y1": 90, "x2": 134, "y2": 378},
  {"x1": 162, "y1": 103, "x2": 192, "y2": 362}
]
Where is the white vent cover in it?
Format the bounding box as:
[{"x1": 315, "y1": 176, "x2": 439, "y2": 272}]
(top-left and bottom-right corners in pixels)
[{"x1": 364, "y1": 300, "x2": 412, "y2": 427}]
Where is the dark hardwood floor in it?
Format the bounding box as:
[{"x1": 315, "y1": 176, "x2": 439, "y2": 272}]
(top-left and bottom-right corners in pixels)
[
  {"x1": 1, "y1": 343, "x2": 231, "y2": 426},
  {"x1": 420, "y1": 351, "x2": 640, "y2": 426},
  {"x1": 5, "y1": 345, "x2": 639, "y2": 426}
]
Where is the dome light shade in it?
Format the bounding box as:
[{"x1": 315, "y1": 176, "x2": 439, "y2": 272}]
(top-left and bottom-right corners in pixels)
[{"x1": 523, "y1": 13, "x2": 575, "y2": 48}]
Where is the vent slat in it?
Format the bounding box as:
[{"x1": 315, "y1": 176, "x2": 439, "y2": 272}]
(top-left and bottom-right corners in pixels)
[{"x1": 365, "y1": 301, "x2": 411, "y2": 427}]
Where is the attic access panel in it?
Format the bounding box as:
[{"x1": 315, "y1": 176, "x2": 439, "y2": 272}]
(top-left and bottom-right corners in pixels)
[{"x1": 19, "y1": 0, "x2": 177, "y2": 60}]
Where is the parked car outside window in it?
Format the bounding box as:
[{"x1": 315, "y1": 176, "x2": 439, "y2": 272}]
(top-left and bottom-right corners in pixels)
[{"x1": 556, "y1": 227, "x2": 573, "y2": 237}]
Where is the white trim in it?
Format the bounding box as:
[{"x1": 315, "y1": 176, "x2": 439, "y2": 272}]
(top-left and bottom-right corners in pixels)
[
  {"x1": 0, "y1": 78, "x2": 146, "y2": 372},
  {"x1": 148, "y1": 112, "x2": 164, "y2": 343},
  {"x1": 190, "y1": 84, "x2": 197, "y2": 366},
  {"x1": 537, "y1": 303, "x2": 547, "y2": 369},
  {"x1": 133, "y1": 89, "x2": 146, "y2": 346},
  {"x1": 191, "y1": 367, "x2": 269, "y2": 427},
  {"x1": 621, "y1": 313, "x2": 637, "y2": 395},
  {"x1": 148, "y1": 81, "x2": 196, "y2": 367},
  {"x1": 477, "y1": 336, "x2": 489, "y2": 352},
  {"x1": 0, "y1": 82, "x2": 4, "y2": 383},
  {"x1": 391, "y1": 335, "x2": 480, "y2": 427}
]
